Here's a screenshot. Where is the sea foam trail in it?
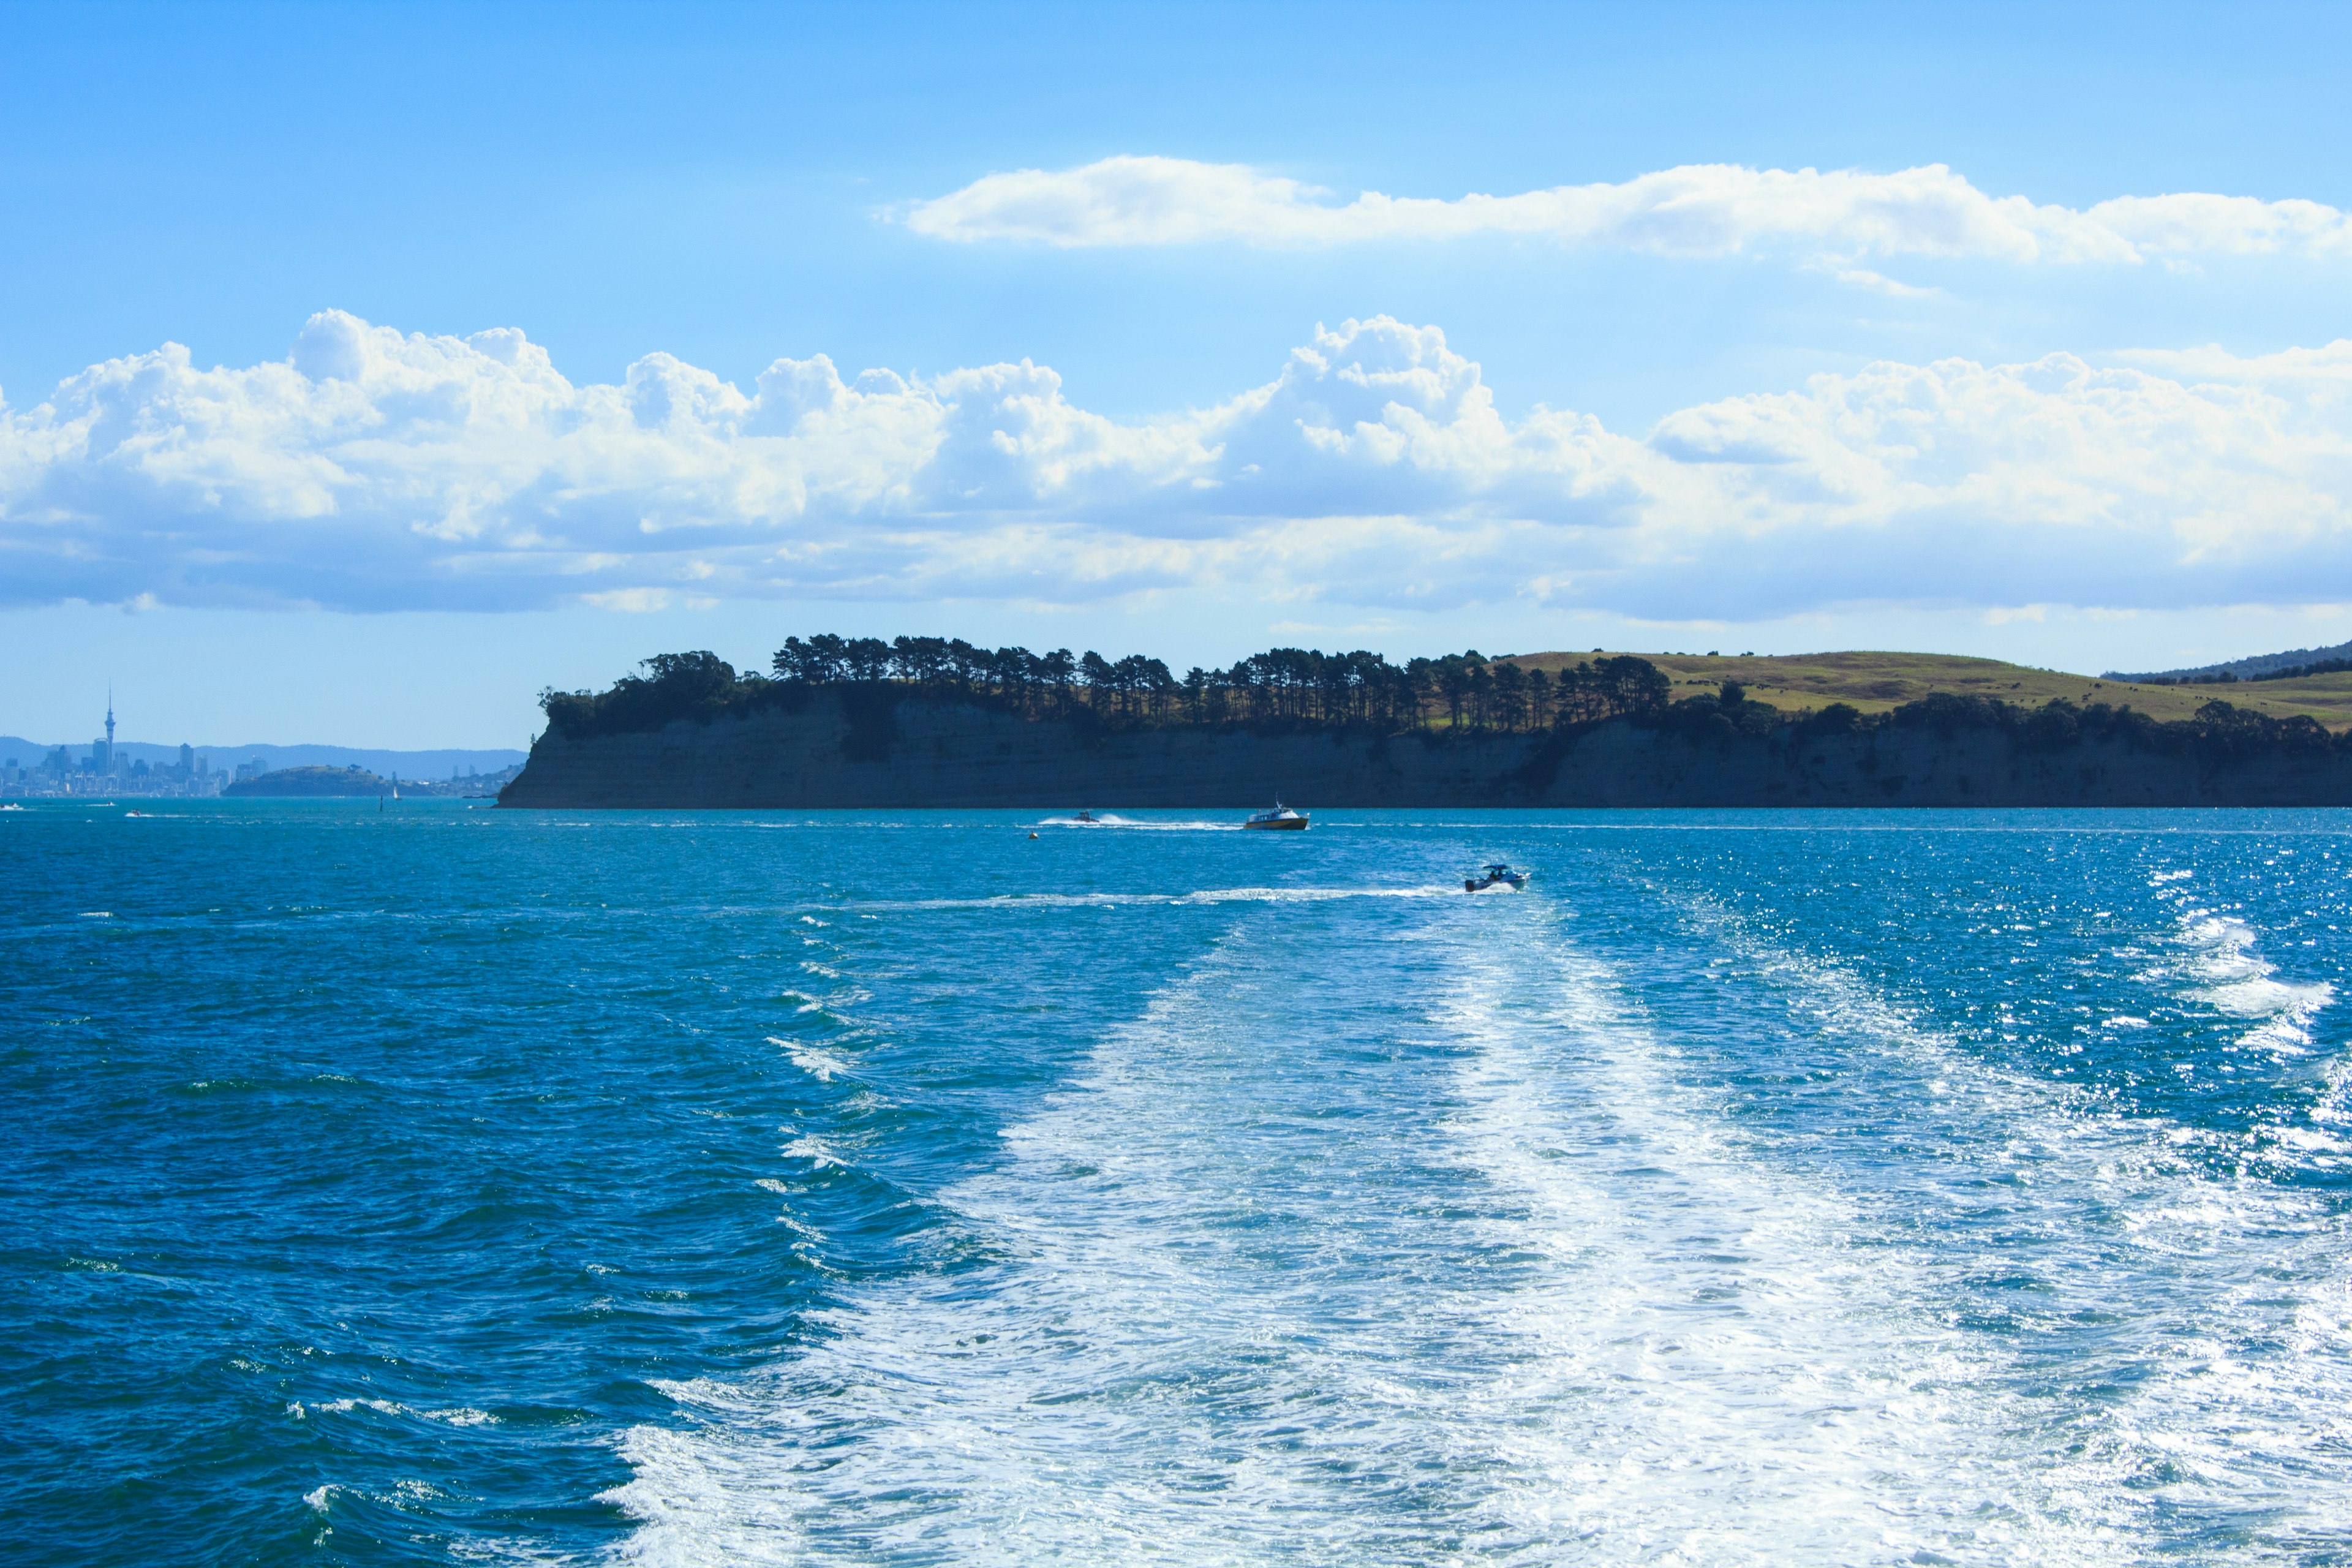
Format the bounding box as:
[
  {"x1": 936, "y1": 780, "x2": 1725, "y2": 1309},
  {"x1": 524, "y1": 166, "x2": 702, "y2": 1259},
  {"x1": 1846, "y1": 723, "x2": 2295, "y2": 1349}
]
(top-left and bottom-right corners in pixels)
[
  {"x1": 841, "y1": 884, "x2": 1460, "y2": 913},
  {"x1": 605, "y1": 889, "x2": 2112, "y2": 1565},
  {"x1": 610, "y1": 905, "x2": 1561, "y2": 1564},
  {"x1": 1422, "y1": 908, "x2": 2128, "y2": 1564},
  {"x1": 1650, "y1": 883, "x2": 2352, "y2": 1561},
  {"x1": 602, "y1": 861, "x2": 2352, "y2": 1566}
]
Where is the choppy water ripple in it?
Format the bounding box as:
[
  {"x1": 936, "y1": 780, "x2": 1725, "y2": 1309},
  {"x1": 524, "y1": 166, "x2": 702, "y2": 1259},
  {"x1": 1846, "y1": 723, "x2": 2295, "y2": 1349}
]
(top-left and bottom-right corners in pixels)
[{"x1": 4, "y1": 802, "x2": 2350, "y2": 1564}]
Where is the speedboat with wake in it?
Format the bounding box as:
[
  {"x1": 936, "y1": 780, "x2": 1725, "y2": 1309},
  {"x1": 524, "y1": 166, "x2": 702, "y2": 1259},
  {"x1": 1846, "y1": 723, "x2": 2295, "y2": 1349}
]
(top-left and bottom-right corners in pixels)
[
  {"x1": 1243, "y1": 802, "x2": 1309, "y2": 831},
  {"x1": 1464, "y1": 863, "x2": 1529, "y2": 891}
]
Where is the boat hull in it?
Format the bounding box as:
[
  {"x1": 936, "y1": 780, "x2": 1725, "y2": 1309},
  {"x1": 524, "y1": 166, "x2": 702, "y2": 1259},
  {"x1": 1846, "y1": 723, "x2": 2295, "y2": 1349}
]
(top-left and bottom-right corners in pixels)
[{"x1": 1243, "y1": 816, "x2": 1310, "y2": 831}]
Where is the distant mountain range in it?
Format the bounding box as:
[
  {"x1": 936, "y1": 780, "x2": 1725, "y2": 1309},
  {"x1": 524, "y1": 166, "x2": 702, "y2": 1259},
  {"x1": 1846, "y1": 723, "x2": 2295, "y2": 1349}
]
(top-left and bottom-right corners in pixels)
[
  {"x1": 0, "y1": 736, "x2": 527, "y2": 779},
  {"x1": 2105, "y1": 639, "x2": 2352, "y2": 684}
]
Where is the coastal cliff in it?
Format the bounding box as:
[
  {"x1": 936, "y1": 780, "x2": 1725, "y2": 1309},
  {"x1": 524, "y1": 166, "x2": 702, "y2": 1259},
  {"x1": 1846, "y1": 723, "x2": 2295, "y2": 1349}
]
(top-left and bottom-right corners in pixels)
[{"x1": 499, "y1": 687, "x2": 2352, "y2": 808}]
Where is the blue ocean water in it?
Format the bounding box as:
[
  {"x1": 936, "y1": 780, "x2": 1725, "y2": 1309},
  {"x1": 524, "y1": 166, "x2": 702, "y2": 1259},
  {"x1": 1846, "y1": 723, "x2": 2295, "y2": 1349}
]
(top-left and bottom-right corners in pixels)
[{"x1": 6, "y1": 801, "x2": 2352, "y2": 1565}]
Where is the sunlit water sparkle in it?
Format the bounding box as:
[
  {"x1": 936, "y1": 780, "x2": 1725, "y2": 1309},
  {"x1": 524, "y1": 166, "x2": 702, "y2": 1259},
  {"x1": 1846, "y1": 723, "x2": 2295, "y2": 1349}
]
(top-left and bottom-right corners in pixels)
[{"x1": 6, "y1": 802, "x2": 2352, "y2": 1564}]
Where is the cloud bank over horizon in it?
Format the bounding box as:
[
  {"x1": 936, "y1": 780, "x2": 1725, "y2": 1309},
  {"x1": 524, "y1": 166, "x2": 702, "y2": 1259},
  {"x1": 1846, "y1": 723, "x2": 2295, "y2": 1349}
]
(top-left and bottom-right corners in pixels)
[
  {"x1": 5, "y1": 310, "x2": 2352, "y2": 624},
  {"x1": 905, "y1": 157, "x2": 2352, "y2": 273}
]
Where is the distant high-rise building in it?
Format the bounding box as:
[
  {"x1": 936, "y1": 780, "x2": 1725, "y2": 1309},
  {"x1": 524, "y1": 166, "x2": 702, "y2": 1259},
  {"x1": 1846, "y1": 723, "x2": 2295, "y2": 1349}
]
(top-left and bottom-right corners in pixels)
[{"x1": 97, "y1": 687, "x2": 117, "y2": 774}]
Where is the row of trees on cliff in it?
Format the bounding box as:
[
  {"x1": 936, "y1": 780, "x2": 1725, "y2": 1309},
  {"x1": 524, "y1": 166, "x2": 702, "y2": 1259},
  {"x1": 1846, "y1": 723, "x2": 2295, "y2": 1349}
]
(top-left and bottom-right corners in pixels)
[
  {"x1": 540, "y1": 639, "x2": 1674, "y2": 738},
  {"x1": 538, "y1": 644, "x2": 2352, "y2": 769},
  {"x1": 771, "y1": 634, "x2": 1673, "y2": 730}
]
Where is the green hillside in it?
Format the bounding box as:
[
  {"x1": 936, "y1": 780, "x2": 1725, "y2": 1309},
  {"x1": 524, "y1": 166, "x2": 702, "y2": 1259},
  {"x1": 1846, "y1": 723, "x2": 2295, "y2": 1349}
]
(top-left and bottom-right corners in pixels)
[{"x1": 1502, "y1": 649, "x2": 2352, "y2": 731}]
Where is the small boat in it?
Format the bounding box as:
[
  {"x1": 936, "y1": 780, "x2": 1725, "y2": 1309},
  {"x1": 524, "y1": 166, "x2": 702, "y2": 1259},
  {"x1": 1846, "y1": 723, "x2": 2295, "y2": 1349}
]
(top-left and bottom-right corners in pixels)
[
  {"x1": 1464, "y1": 863, "x2": 1529, "y2": 891},
  {"x1": 1075, "y1": 810, "x2": 1096, "y2": 823},
  {"x1": 1243, "y1": 802, "x2": 1309, "y2": 831}
]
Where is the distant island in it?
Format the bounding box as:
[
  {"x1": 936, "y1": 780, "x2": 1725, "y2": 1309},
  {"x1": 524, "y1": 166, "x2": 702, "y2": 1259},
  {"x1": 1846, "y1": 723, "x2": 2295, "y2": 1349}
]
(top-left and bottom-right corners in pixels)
[
  {"x1": 496, "y1": 639, "x2": 2352, "y2": 808},
  {"x1": 222, "y1": 764, "x2": 392, "y2": 797}
]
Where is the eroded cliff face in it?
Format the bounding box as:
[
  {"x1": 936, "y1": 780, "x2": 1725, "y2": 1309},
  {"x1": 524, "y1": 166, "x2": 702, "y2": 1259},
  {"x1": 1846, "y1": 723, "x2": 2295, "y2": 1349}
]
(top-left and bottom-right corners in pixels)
[{"x1": 498, "y1": 692, "x2": 2352, "y2": 808}]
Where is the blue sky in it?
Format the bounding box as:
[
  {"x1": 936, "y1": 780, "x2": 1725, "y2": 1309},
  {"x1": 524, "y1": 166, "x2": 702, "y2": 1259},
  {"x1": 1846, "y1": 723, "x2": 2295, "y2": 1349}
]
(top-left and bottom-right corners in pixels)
[{"x1": 7, "y1": 1, "x2": 2352, "y2": 747}]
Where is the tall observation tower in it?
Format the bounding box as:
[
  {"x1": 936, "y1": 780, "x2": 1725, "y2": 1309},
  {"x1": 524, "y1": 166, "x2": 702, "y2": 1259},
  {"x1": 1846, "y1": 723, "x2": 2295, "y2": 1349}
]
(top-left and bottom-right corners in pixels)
[{"x1": 101, "y1": 685, "x2": 116, "y2": 774}]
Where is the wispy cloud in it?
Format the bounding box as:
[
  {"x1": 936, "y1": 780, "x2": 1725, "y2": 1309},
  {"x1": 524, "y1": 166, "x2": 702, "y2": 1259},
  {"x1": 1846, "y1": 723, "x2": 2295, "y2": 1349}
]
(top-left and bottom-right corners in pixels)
[
  {"x1": 1809, "y1": 262, "x2": 1943, "y2": 299},
  {"x1": 903, "y1": 156, "x2": 2352, "y2": 269},
  {"x1": 5, "y1": 311, "x2": 2352, "y2": 620}
]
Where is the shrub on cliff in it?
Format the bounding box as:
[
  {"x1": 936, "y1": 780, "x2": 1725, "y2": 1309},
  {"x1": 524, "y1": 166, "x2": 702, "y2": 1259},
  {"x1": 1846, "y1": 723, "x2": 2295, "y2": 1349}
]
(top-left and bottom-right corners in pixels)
[
  {"x1": 1888, "y1": 692, "x2": 2011, "y2": 735},
  {"x1": 2185, "y1": 699, "x2": 2337, "y2": 763},
  {"x1": 1865, "y1": 692, "x2": 2348, "y2": 766},
  {"x1": 541, "y1": 652, "x2": 783, "y2": 739}
]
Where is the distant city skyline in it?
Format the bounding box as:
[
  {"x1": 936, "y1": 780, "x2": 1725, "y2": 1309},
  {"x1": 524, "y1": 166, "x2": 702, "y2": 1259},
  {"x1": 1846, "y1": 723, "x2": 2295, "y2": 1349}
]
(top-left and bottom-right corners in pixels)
[
  {"x1": 4, "y1": 693, "x2": 222, "y2": 798},
  {"x1": 0, "y1": 687, "x2": 527, "y2": 798}
]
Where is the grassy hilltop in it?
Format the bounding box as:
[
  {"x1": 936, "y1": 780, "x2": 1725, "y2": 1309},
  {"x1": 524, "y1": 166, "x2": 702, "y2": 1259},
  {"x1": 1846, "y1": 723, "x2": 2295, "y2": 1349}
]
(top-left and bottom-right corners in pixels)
[{"x1": 1504, "y1": 649, "x2": 2352, "y2": 731}]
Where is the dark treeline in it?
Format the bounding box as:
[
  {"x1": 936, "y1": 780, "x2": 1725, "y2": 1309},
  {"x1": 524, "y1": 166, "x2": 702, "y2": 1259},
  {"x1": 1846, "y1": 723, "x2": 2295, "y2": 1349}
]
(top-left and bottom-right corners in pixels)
[
  {"x1": 769, "y1": 634, "x2": 1674, "y2": 729},
  {"x1": 1883, "y1": 690, "x2": 2351, "y2": 760},
  {"x1": 1670, "y1": 685, "x2": 2352, "y2": 761},
  {"x1": 541, "y1": 638, "x2": 1673, "y2": 738},
  {"x1": 537, "y1": 643, "x2": 2352, "y2": 765},
  {"x1": 2130, "y1": 656, "x2": 2352, "y2": 687},
  {"x1": 2253, "y1": 658, "x2": 2352, "y2": 682}
]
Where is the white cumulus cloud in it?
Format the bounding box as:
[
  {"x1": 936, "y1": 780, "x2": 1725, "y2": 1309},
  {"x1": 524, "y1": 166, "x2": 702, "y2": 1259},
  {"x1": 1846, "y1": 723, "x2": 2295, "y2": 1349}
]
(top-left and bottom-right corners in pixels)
[
  {"x1": 4, "y1": 311, "x2": 2352, "y2": 620},
  {"x1": 903, "y1": 155, "x2": 2352, "y2": 267}
]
